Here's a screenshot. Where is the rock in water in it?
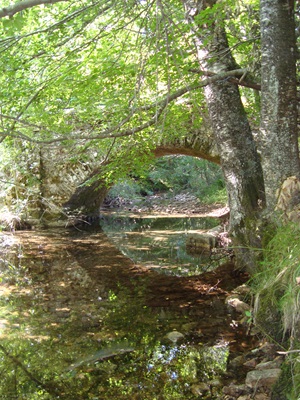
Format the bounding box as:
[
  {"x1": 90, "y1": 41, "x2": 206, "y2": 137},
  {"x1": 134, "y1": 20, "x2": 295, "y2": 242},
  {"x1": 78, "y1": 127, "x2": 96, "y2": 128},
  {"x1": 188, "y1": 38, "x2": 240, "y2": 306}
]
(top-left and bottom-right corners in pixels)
[{"x1": 165, "y1": 331, "x2": 184, "y2": 343}]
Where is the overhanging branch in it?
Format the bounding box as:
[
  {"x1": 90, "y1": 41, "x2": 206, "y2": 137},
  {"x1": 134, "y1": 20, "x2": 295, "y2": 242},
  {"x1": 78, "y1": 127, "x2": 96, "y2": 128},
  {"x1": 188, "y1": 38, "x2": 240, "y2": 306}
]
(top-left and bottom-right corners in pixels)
[
  {"x1": 189, "y1": 68, "x2": 261, "y2": 91},
  {"x1": 0, "y1": 0, "x2": 70, "y2": 19},
  {"x1": 0, "y1": 68, "x2": 248, "y2": 145}
]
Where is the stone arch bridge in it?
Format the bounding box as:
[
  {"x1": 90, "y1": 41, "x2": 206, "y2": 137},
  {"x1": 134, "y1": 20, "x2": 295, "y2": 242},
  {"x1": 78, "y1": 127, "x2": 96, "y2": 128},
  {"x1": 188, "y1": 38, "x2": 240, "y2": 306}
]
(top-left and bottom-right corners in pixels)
[{"x1": 35, "y1": 128, "x2": 219, "y2": 225}]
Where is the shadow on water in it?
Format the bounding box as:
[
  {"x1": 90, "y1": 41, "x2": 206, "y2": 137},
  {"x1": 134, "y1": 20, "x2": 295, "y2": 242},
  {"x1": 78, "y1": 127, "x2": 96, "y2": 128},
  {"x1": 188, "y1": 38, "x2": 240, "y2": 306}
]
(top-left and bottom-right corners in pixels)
[{"x1": 0, "y1": 219, "x2": 256, "y2": 399}]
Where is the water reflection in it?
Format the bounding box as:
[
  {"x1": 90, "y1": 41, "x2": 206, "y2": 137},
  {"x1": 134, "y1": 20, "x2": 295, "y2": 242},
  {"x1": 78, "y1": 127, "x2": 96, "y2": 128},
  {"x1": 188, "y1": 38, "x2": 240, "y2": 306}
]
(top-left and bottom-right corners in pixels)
[
  {"x1": 0, "y1": 227, "x2": 251, "y2": 399},
  {"x1": 100, "y1": 213, "x2": 219, "y2": 276}
]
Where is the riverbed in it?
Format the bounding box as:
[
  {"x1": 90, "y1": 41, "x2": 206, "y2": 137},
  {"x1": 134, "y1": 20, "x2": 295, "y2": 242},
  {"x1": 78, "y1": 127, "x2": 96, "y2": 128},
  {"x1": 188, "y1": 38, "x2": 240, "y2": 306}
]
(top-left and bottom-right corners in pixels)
[{"x1": 0, "y1": 215, "x2": 255, "y2": 399}]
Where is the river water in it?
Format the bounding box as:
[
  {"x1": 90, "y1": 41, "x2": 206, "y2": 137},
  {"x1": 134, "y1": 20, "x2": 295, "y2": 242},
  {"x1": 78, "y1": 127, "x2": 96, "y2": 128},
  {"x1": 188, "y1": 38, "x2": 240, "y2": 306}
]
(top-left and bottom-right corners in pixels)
[{"x1": 0, "y1": 214, "x2": 254, "y2": 399}]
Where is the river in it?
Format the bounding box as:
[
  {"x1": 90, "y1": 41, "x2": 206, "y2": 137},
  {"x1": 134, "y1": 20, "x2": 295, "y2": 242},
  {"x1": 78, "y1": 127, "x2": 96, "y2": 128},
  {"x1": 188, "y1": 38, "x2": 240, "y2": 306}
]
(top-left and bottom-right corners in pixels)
[{"x1": 0, "y1": 214, "x2": 255, "y2": 399}]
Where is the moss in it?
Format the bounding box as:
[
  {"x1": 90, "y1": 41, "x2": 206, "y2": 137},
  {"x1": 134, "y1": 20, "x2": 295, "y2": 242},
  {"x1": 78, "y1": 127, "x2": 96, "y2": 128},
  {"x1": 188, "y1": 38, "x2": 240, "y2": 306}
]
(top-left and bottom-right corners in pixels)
[
  {"x1": 271, "y1": 361, "x2": 292, "y2": 399},
  {"x1": 254, "y1": 289, "x2": 283, "y2": 341},
  {"x1": 259, "y1": 218, "x2": 278, "y2": 249}
]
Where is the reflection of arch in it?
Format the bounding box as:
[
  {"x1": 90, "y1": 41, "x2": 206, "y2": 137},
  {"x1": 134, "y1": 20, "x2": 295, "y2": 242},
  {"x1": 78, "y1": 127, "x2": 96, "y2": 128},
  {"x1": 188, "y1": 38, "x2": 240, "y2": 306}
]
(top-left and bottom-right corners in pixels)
[{"x1": 63, "y1": 143, "x2": 220, "y2": 216}]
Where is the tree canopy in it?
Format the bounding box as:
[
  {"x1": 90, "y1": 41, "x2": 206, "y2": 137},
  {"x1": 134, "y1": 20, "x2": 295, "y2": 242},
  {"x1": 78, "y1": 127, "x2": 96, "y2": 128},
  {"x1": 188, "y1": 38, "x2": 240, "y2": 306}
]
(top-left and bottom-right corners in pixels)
[{"x1": 0, "y1": 0, "x2": 261, "y2": 146}]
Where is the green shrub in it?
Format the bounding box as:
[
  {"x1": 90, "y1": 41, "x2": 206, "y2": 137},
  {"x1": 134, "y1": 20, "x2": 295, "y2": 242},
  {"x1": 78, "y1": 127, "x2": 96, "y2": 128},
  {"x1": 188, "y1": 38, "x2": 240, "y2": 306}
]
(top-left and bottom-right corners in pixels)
[{"x1": 253, "y1": 223, "x2": 300, "y2": 340}]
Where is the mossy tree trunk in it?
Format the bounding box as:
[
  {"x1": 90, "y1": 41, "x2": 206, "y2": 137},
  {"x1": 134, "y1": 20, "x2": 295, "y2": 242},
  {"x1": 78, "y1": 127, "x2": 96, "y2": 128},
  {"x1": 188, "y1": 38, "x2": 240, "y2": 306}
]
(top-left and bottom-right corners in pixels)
[
  {"x1": 183, "y1": 0, "x2": 265, "y2": 271},
  {"x1": 259, "y1": 0, "x2": 300, "y2": 211}
]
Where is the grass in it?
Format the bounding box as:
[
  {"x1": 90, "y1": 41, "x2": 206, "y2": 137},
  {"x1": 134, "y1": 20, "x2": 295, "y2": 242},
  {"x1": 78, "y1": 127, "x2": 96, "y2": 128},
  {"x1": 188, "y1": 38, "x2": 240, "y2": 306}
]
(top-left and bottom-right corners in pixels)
[
  {"x1": 253, "y1": 222, "x2": 300, "y2": 338},
  {"x1": 251, "y1": 221, "x2": 300, "y2": 398}
]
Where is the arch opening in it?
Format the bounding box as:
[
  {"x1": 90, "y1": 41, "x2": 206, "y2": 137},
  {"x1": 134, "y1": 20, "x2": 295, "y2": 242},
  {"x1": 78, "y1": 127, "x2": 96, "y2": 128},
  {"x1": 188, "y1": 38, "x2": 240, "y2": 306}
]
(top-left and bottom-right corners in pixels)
[{"x1": 102, "y1": 155, "x2": 226, "y2": 215}]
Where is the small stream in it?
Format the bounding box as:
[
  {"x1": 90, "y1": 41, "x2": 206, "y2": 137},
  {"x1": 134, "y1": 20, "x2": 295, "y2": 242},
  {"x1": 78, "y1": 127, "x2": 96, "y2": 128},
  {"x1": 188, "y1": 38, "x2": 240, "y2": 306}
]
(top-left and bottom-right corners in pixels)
[{"x1": 0, "y1": 215, "x2": 254, "y2": 399}]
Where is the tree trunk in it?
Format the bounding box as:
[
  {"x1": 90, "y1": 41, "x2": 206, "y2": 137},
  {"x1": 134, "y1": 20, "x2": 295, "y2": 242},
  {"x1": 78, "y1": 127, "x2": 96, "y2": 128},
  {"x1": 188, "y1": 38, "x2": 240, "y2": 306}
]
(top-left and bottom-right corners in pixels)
[
  {"x1": 260, "y1": 0, "x2": 300, "y2": 210},
  {"x1": 183, "y1": 1, "x2": 265, "y2": 271}
]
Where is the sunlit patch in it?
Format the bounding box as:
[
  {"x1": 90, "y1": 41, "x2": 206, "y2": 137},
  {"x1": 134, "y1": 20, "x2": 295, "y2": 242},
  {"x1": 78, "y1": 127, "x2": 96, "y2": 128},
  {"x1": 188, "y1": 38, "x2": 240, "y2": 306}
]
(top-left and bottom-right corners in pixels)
[{"x1": 0, "y1": 286, "x2": 12, "y2": 297}]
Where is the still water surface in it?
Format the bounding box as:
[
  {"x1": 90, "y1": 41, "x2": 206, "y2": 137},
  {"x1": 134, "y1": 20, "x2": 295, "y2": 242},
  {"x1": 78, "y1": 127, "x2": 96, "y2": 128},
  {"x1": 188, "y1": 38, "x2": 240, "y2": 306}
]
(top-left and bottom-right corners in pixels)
[
  {"x1": 0, "y1": 215, "x2": 252, "y2": 399},
  {"x1": 100, "y1": 213, "x2": 219, "y2": 276}
]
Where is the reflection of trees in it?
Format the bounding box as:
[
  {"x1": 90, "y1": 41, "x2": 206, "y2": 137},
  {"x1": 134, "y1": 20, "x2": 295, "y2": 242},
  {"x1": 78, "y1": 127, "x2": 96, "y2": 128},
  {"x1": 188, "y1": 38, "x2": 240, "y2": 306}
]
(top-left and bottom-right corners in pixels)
[
  {"x1": 0, "y1": 230, "x2": 237, "y2": 398},
  {"x1": 101, "y1": 215, "x2": 219, "y2": 275},
  {"x1": 0, "y1": 339, "x2": 229, "y2": 399},
  {"x1": 0, "y1": 279, "x2": 230, "y2": 399},
  {"x1": 0, "y1": 343, "x2": 61, "y2": 398}
]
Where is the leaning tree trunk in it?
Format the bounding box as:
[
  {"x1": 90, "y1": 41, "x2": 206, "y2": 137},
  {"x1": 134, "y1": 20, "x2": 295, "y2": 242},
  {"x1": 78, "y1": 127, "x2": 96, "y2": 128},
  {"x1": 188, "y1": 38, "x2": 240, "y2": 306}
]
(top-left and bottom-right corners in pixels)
[
  {"x1": 183, "y1": 0, "x2": 265, "y2": 271},
  {"x1": 260, "y1": 0, "x2": 300, "y2": 211}
]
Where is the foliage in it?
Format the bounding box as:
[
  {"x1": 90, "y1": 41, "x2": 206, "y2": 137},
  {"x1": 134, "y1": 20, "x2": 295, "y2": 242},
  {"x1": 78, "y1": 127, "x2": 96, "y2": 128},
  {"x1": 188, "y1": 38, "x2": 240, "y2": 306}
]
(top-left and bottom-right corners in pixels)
[
  {"x1": 107, "y1": 155, "x2": 226, "y2": 205},
  {"x1": 253, "y1": 222, "x2": 300, "y2": 339},
  {"x1": 0, "y1": 0, "x2": 264, "y2": 183},
  {"x1": 148, "y1": 156, "x2": 224, "y2": 197},
  {"x1": 0, "y1": 139, "x2": 41, "y2": 217}
]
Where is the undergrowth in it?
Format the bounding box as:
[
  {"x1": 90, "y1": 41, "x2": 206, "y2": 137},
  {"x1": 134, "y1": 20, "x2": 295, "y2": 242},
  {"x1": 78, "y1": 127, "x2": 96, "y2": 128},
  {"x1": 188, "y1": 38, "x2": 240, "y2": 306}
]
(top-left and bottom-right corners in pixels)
[
  {"x1": 107, "y1": 155, "x2": 227, "y2": 205},
  {"x1": 251, "y1": 222, "x2": 300, "y2": 399}
]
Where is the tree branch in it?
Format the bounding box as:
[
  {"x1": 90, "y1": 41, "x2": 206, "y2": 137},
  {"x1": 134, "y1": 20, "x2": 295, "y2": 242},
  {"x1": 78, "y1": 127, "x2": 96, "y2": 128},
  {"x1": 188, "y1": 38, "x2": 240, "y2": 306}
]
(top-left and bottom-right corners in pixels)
[
  {"x1": 189, "y1": 68, "x2": 261, "y2": 91},
  {"x1": 0, "y1": 69, "x2": 248, "y2": 144},
  {"x1": 0, "y1": 0, "x2": 70, "y2": 19}
]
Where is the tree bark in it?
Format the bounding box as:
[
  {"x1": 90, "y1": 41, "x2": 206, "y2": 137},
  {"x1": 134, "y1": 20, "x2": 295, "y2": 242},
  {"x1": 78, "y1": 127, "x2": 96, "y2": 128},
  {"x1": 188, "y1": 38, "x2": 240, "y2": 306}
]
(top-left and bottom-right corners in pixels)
[
  {"x1": 0, "y1": 0, "x2": 69, "y2": 19},
  {"x1": 259, "y1": 0, "x2": 300, "y2": 210},
  {"x1": 183, "y1": 0, "x2": 265, "y2": 271}
]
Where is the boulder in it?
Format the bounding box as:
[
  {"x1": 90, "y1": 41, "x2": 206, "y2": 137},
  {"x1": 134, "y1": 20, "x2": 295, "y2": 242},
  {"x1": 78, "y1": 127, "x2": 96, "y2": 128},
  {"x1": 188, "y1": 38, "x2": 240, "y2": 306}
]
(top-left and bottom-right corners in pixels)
[
  {"x1": 186, "y1": 233, "x2": 217, "y2": 254},
  {"x1": 226, "y1": 296, "x2": 251, "y2": 313},
  {"x1": 165, "y1": 330, "x2": 184, "y2": 343},
  {"x1": 245, "y1": 369, "x2": 281, "y2": 390}
]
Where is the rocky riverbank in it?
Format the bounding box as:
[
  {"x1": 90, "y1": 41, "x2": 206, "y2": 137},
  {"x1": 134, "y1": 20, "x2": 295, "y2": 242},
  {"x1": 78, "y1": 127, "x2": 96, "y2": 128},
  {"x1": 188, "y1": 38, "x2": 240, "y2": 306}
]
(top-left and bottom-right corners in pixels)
[
  {"x1": 102, "y1": 192, "x2": 230, "y2": 219},
  {"x1": 223, "y1": 288, "x2": 284, "y2": 400}
]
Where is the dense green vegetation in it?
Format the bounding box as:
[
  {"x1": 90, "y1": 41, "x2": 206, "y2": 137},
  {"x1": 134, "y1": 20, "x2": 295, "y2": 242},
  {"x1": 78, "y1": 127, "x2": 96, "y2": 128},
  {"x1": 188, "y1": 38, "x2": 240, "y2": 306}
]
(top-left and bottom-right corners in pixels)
[{"x1": 107, "y1": 155, "x2": 226, "y2": 206}]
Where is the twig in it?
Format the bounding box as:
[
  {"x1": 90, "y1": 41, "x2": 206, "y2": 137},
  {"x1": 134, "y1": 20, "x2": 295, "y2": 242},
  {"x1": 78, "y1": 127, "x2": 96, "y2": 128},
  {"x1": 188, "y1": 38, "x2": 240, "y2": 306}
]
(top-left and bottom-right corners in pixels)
[{"x1": 277, "y1": 350, "x2": 300, "y2": 355}]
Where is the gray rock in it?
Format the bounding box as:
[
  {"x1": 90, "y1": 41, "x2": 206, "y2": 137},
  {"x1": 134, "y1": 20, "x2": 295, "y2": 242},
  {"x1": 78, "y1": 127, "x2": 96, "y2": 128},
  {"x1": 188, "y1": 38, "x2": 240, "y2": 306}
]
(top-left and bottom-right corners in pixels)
[
  {"x1": 229, "y1": 355, "x2": 245, "y2": 368},
  {"x1": 186, "y1": 233, "x2": 216, "y2": 254},
  {"x1": 226, "y1": 297, "x2": 251, "y2": 313},
  {"x1": 245, "y1": 368, "x2": 281, "y2": 389},
  {"x1": 223, "y1": 384, "x2": 247, "y2": 397},
  {"x1": 255, "y1": 356, "x2": 283, "y2": 370},
  {"x1": 165, "y1": 330, "x2": 184, "y2": 343},
  {"x1": 209, "y1": 378, "x2": 222, "y2": 387}
]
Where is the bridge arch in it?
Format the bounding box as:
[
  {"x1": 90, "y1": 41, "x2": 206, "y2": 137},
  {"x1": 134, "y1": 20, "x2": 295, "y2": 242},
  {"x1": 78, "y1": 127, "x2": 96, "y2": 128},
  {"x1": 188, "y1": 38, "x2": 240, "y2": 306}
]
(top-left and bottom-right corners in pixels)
[
  {"x1": 63, "y1": 143, "x2": 220, "y2": 217},
  {"x1": 30, "y1": 123, "x2": 218, "y2": 224}
]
